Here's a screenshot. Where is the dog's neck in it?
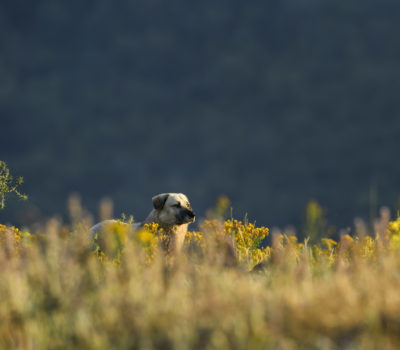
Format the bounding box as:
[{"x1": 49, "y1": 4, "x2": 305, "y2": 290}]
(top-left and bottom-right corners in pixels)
[{"x1": 143, "y1": 209, "x2": 188, "y2": 253}]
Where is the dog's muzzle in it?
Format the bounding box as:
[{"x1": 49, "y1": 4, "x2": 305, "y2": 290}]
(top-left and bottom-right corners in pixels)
[
  {"x1": 177, "y1": 209, "x2": 196, "y2": 224},
  {"x1": 187, "y1": 210, "x2": 196, "y2": 223}
]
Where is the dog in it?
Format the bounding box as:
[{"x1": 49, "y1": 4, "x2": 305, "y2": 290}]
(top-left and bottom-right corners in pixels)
[{"x1": 89, "y1": 193, "x2": 195, "y2": 253}]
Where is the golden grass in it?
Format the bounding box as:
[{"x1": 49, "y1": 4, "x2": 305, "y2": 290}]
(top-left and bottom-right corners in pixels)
[{"x1": 0, "y1": 212, "x2": 400, "y2": 349}]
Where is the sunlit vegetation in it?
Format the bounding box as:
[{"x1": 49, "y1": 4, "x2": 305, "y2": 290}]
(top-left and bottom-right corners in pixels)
[{"x1": 1, "y1": 195, "x2": 400, "y2": 349}]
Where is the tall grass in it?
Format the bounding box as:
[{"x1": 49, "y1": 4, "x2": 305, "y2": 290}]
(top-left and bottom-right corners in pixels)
[{"x1": 1, "y1": 203, "x2": 400, "y2": 349}]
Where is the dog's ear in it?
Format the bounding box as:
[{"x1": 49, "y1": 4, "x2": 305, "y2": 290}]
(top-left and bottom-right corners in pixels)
[{"x1": 152, "y1": 193, "x2": 169, "y2": 210}]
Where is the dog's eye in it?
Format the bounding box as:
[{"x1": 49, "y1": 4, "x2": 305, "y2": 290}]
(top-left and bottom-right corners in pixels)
[{"x1": 172, "y1": 203, "x2": 181, "y2": 208}]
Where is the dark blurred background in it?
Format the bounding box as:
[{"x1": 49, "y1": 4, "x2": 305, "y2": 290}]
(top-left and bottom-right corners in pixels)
[{"x1": 1, "y1": 0, "x2": 400, "y2": 230}]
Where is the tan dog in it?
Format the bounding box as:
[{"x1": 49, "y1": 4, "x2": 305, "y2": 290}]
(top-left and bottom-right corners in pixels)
[{"x1": 89, "y1": 193, "x2": 195, "y2": 253}]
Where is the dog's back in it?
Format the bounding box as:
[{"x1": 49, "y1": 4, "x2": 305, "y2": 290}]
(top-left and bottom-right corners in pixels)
[{"x1": 88, "y1": 219, "x2": 141, "y2": 239}]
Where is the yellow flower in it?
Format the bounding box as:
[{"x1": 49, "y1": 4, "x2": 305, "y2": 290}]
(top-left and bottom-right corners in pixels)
[
  {"x1": 321, "y1": 238, "x2": 337, "y2": 250},
  {"x1": 389, "y1": 217, "x2": 400, "y2": 235},
  {"x1": 136, "y1": 230, "x2": 156, "y2": 245}
]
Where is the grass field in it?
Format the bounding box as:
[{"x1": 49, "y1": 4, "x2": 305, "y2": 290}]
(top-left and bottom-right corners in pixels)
[{"x1": 1, "y1": 198, "x2": 400, "y2": 349}]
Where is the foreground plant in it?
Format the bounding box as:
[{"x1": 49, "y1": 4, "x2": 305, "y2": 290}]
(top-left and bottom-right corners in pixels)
[{"x1": 1, "y1": 214, "x2": 400, "y2": 349}]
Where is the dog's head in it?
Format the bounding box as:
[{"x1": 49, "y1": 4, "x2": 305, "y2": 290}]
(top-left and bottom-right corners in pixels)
[{"x1": 152, "y1": 193, "x2": 195, "y2": 226}]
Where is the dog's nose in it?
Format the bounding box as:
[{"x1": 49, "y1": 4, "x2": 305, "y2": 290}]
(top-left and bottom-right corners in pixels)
[{"x1": 188, "y1": 211, "x2": 195, "y2": 218}]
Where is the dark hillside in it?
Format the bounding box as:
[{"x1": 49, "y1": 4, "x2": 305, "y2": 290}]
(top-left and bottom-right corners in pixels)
[{"x1": 1, "y1": 0, "x2": 400, "y2": 229}]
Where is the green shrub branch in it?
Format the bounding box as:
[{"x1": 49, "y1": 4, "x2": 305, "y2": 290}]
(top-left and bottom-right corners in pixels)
[{"x1": 0, "y1": 161, "x2": 27, "y2": 209}]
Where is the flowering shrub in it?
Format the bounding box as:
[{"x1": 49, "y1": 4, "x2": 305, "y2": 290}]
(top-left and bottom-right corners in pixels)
[
  {"x1": 91, "y1": 218, "x2": 270, "y2": 267},
  {"x1": 197, "y1": 219, "x2": 270, "y2": 267},
  {"x1": 389, "y1": 215, "x2": 400, "y2": 248},
  {"x1": 0, "y1": 224, "x2": 33, "y2": 256},
  {"x1": 0, "y1": 224, "x2": 22, "y2": 245},
  {"x1": 89, "y1": 215, "x2": 400, "y2": 269}
]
